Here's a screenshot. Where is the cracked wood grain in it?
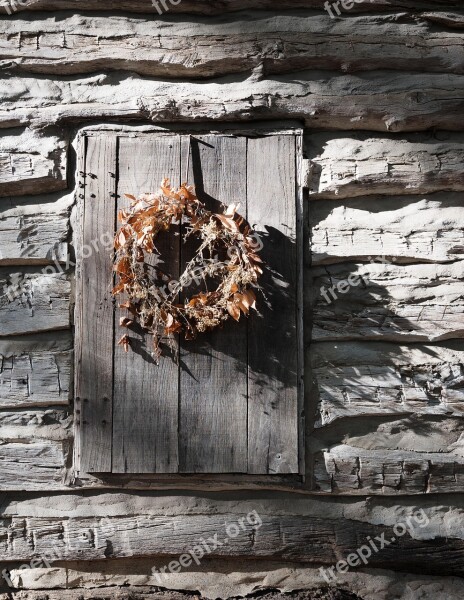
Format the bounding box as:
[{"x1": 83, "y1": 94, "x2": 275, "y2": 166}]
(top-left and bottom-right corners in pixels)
[
  {"x1": 1, "y1": 12, "x2": 464, "y2": 78},
  {"x1": 2, "y1": 72, "x2": 464, "y2": 133}
]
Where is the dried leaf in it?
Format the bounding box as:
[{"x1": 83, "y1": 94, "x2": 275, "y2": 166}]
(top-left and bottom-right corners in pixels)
[
  {"x1": 224, "y1": 203, "x2": 240, "y2": 217},
  {"x1": 119, "y1": 301, "x2": 137, "y2": 315},
  {"x1": 119, "y1": 316, "x2": 134, "y2": 328},
  {"x1": 215, "y1": 213, "x2": 239, "y2": 232},
  {"x1": 112, "y1": 281, "x2": 126, "y2": 295},
  {"x1": 243, "y1": 289, "x2": 257, "y2": 310},
  {"x1": 114, "y1": 257, "x2": 131, "y2": 275},
  {"x1": 227, "y1": 300, "x2": 241, "y2": 322},
  {"x1": 118, "y1": 334, "x2": 130, "y2": 353}
]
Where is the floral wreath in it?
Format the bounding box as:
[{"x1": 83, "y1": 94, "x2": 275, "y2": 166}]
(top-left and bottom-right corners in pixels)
[{"x1": 113, "y1": 179, "x2": 264, "y2": 360}]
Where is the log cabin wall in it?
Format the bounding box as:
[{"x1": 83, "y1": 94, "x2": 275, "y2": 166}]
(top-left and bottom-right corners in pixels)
[{"x1": 1, "y1": 1, "x2": 464, "y2": 598}]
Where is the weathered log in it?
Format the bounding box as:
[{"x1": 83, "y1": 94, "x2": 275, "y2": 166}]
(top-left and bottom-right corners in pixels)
[
  {"x1": 1, "y1": 510, "x2": 464, "y2": 576},
  {"x1": 310, "y1": 193, "x2": 464, "y2": 265},
  {"x1": 3, "y1": 72, "x2": 464, "y2": 133},
  {"x1": 2, "y1": 12, "x2": 464, "y2": 78},
  {"x1": 313, "y1": 444, "x2": 464, "y2": 495},
  {"x1": 4, "y1": 567, "x2": 464, "y2": 600},
  {"x1": 308, "y1": 132, "x2": 464, "y2": 199},
  {"x1": 0, "y1": 441, "x2": 67, "y2": 491},
  {"x1": 0, "y1": 589, "x2": 198, "y2": 600},
  {"x1": 420, "y1": 10, "x2": 464, "y2": 28},
  {"x1": 0, "y1": 342, "x2": 71, "y2": 408},
  {"x1": 0, "y1": 192, "x2": 71, "y2": 265},
  {"x1": 1, "y1": 0, "x2": 461, "y2": 14},
  {"x1": 0, "y1": 270, "x2": 70, "y2": 337},
  {"x1": 0, "y1": 409, "x2": 71, "y2": 441},
  {"x1": 310, "y1": 261, "x2": 464, "y2": 342},
  {"x1": 312, "y1": 341, "x2": 464, "y2": 427},
  {"x1": 0, "y1": 128, "x2": 67, "y2": 197}
]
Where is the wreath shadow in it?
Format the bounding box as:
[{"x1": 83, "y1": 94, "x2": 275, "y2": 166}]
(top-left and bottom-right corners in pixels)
[{"x1": 174, "y1": 136, "x2": 298, "y2": 391}]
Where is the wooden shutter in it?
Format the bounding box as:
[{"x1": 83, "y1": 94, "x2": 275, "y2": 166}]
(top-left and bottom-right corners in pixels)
[{"x1": 76, "y1": 129, "x2": 303, "y2": 476}]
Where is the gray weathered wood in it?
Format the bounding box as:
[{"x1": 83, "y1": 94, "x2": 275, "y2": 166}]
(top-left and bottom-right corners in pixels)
[
  {"x1": 313, "y1": 444, "x2": 464, "y2": 495},
  {"x1": 311, "y1": 261, "x2": 464, "y2": 343},
  {"x1": 0, "y1": 409, "x2": 71, "y2": 442},
  {"x1": 308, "y1": 132, "x2": 464, "y2": 199},
  {"x1": 420, "y1": 10, "x2": 464, "y2": 28},
  {"x1": 0, "y1": 270, "x2": 70, "y2": 337},
  {"x1": 4, "y1": 72, "x2": 464, "y2": 134},
  {"x1": 76, "y1": 135, "x2": 116, "y2": 474},
  {"x1": 179, "y1": 134, "x2": 248, "y2": 474},
  {"x1": 0, "y1": 192, "x2": 70, "y2": 265},
  {"x1": 112, "y1": 135, "x2": 180, "y2": 474},
  {"x1": 3, "y1": 0, "x2": 461, "y2": 14},
  {"x1": 2, "y1": 13, "x2": 464, "y2": 78},
  {"x1": 247, "y1": 135, "x2": 300, "y2": 474},
  {"x1": 0, "y1": 348, "x2": 70, "y2": 409},
  {"x1": 310, "y1": 193, "x2": 464, "y2": 265},
  {"x1": 2, "y1": 510, "x2": 464, "y2": 577},
  {"x1": 0, "y1": 128, "x2": 66, "y2": 197},
  {"x1": 312, "y1": 341, "x2": 464, "y2": 427},
  {"x1": 0, "y1": 441, "x2": 66, "y2": 491}
]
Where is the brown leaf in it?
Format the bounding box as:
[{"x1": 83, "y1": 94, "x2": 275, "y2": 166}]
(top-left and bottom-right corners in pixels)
[
  {"x1": 215, "y1": 214, "x2": 239, "y2": 232},
  {"x1": 233, "y1": 293, "x2": 249, "y2": 316},
  {"x1": 119, "y1": 301, "x2": 137, "y2": 315},
  {"x1": 124, "y1": 193, "x2": 137, "y2": 202},
  {"x1": 112, "y1": 281, "x2": 126, "y2": 295},
  {"x1": 119, "y1": 316, "x2": 134, "y2": 328},
  {"x1": 118, "y1": 334, "x2": 130, "y2": 353},
  {"x1": 243, "y1": 289, "x2": 257, "y2": 310},
  {"x1": 227, "y1": 300, "x2": 241, "y2": 322},
  {"x1": 114, "y1": 257, "x2": 131, "y2": 275}
]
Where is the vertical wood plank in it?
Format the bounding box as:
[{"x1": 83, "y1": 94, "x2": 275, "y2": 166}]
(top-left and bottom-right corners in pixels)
[
  {"x1": 112, "y1": 135, "x2": 180, "y2": 474},
  {"x1": 77, "y1": 135, "x2": 117, "y2": 473},
  {"x1": 179, "y1": 135, "x2": 248, "y2": 473},
  {"x1": 247, "y1": 135, "x2": 300, "y2": 474}
]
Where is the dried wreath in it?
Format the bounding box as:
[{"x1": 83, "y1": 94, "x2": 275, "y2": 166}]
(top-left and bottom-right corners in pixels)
[{"x1": 112, "y1": 179, "x2": 264, "y2": 360}]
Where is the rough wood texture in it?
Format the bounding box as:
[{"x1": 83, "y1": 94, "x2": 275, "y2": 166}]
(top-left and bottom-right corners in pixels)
[
  {"x1": 421, "y1": 10, "x2": 464, "y2": 27},
  {"x1": 0, "y1": 347, "x2": 70, "y2": 409},
  {"x1": 310, "y1": 193, "x2": 464, "y2": 265},
  {"x1": 4, "y1": 72, "x2": 464, "y2": 133},
  {"x1": 312, "y1": 341, "x2": 464, "y2": 427},
  {"x1": 180, "y1": 134, "x2": 248, "y2": 474},
  {"x1": 313, "y1": 444, "x2": 464, "y2": 495},
  {"x1": 76, "y1": 131, "x2": 302, "y2": 476},
  {"x1": 2, "y1": 0, "x2": 462, "y2": 14},
  {"x1": 247, "y1": 135, "x2": 300, "y2": 475},
  {"x1": 0, "y1": 270, "x2": 70, "y2": 337},
  {"x1": 1, "y1": 510, "x2": 464, "y2": 576},
  {"x1": 112, "y1": 135, "x2": 180, "y2": 475},
  {"x1": 0, "y1": 441, "x2": 67, "y2": 491},
  {"x1": 310, "y1": 261, "x2": 464, "y2": 343},
  {"x1": 308, "y1": 132, "x2": 464, "y2": 199},
  {"x1": 4, "y1": 568, "x2": 464, "y2": 600},
  {"x1": 76, "y1": 135, "x2": 117, "y2": 474},
  {"x1": 2, "y1": 13, "x2": 464, "y2": 78},
  {"x1": 0, "y1": 409, "x2": 71, "y2": 442},
  {"x1": 0, "y1": 128, "x2": 67, "y2": 197},
  {"x1": 0, "y1": 192, "x2": 70, "y2": 265},
  {"x1": 0, "y1": 589, "x2": 197, "y2": 600}
]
